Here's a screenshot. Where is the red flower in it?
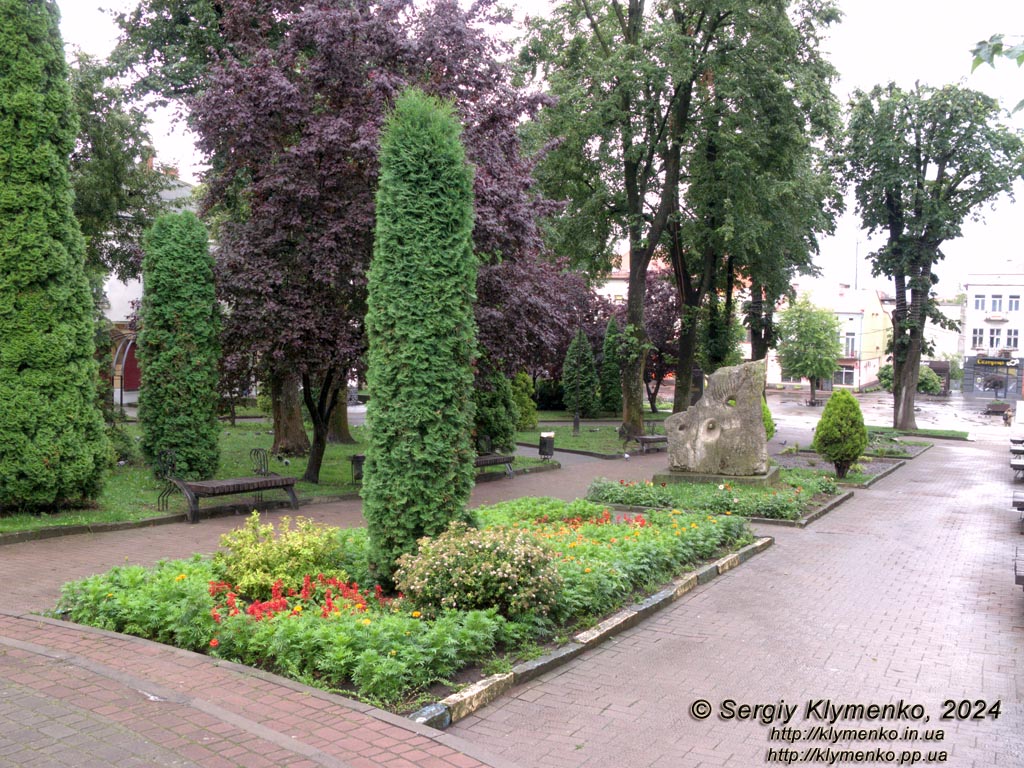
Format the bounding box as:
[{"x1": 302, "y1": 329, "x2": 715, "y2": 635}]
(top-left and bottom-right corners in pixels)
[{"x1": 209, "y1": 638, "x2": 219, "y2": 648}]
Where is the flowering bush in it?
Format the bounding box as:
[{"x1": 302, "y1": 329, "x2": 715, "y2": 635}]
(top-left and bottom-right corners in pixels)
[
  {"x1": 55, "y1": 496, "x2": 756, "y2": 709},
  {"x1": 215, "y1": 512, "x2": 347, "y2": 599},
  {"x1": 396, "y1": 521, "x2": 562, "y2": 620}
]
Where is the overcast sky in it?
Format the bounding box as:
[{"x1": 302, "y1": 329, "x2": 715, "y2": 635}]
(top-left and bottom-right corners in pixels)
[{"x1": 59, "y1": 0, "x2": 1024, "y2": 295}]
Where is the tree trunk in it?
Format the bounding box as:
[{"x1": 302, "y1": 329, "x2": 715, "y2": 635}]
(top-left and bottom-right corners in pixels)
[
  {"x1": 327, "y1": 396, "x2": 356, "y2": 444},
  {"x1": 893, "y1": 334, "x2": 922, "y2": 430},
  {"x1": 748, "y1": 284, "x2": 771, "y2": 361},
  {"x1": 620, "y1": 246, "x2": 649, "y2": 439},
  {"x1": 300, "y1": 371, "x2": 340, "y2": 484},
  {"x1": 271, "y1": 371, "x2": 310, "y2": 456},
  {"x1": 673, "y1": 310, "x2": 699, "y2": 412}
]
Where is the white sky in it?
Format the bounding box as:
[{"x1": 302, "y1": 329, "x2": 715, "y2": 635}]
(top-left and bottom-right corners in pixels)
[{"x1": 59, "y1": 0, "x2": 1024, "y2": 295}]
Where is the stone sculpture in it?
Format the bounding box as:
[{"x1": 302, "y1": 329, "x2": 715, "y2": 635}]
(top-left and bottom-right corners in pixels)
[{"x1": 664, "y1": 360, "x2": 768, "y2": 476}]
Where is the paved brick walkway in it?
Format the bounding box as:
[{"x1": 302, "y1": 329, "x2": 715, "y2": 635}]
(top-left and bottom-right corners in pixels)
[
  {"x1": 449, "y1": 434, "x2": 1024, "y2": 767},
  {"x1": 2, "y1": 396, "x2": 1023, "y2": 767}
]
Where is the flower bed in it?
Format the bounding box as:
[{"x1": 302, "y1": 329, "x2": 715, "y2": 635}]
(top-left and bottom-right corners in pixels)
[
  {"x1": 585, "y1": 471, "x2": 839, "y2": 522},
  {"x1": 53, "y1": 501, "x2": 752, "y2": 709}
]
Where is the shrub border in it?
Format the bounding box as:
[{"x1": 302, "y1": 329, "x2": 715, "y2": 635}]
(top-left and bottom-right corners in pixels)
[
  {"x1": 409, "y1": 536, "x2": 774, "y2": 730},
  {"x1": 603, "y1": 490, "x2": 855, "y2": 529}
]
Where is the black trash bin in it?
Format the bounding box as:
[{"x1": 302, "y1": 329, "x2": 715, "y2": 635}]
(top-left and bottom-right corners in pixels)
[{"x1": 539, "y1": 433, "x2": 554, "y2": 460}]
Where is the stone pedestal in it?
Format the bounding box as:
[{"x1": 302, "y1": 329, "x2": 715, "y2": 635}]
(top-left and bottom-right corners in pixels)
[{"x1": 652, "y1": 466, "x2": 780, "y2": 488}]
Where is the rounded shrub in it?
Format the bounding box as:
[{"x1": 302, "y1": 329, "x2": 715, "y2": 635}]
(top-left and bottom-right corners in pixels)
[
  {"x1": 395, "y1": 522, "x2": 562, "y2": 621},
  {"x1": 473, "y1": 370, "x2": 519, "y2": 453},
  {"x1": 812, "y1": 389, "x2": 868, "y2": 479},
  {"x1": 762, "y1": 397, "x2": 775, "y2": 441},
  {"x1": 511, "y1": 372, "x2": 538, "y2": 430},
  {"x1": 916, "y1": 365, "x2": 943, "y2": 395}
]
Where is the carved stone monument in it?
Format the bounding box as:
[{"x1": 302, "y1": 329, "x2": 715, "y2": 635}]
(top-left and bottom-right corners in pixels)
[{"x1": 655, "y1": 359, "x2": 775, "y2": 485}]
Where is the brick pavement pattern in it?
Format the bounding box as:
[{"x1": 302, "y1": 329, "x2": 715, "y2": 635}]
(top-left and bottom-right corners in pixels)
[
  {"x1": 3, "y1": 398, "x2": 1023, "y2": 767},
  {"x1": 449, "y1": 435, "x2": 1024, "y2": 767}
]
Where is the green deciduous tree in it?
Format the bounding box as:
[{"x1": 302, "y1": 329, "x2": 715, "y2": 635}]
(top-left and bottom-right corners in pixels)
[
  {"x1": 971, "y1": 34, "x2": 1024, "y2": 113},
  {"x1": 522, "y1": 1, "x2": 841, "y2": 428},
  {"x1": 137, "y1": 212, "x2": 221, "y2": 479},
  {"x1": 812, "y1": 389, "x2": 868, "y2": 479},
  {"x1": 846, "y1": 83, "x2": 1024, "y2": 429},
  {"x1": 599, "y1": 317, "x2": 623, "y2": 414},
  {"x1": 0, "y1": 0, "x2": 110, "y2": 511},
  {"x1": 363, "y1": 89, "x2": 478, "y2": 586},
  {"x1": 775, "y1": 296, "x2": 842, "y2": 405},
  {"x1": 562, "y1": 329, "x2": 600, "y2": 419}
]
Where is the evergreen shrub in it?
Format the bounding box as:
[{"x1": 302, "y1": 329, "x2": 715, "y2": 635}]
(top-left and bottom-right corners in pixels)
[
  {"x1": 473, "y1": 370, "x2": 519, "y2": 453},
  {"x1": 137, "y1": 212, "x2": 221, "y2": 479},
  {"x1": 363, "y1": 89, "x2": 478, "y2": 585},
  {"x1": 511, "y1": 372, "x2": 538, "y2": 430},
  {"x1": 762, "y1": 397, "x2": 776, "y2": 441},
  {"x1": 812, "y1": 389, "x2": 868, "y2": 479},
  {"x1": 599, "y1": 317, "x2": 623, "y2": 413},
  {"x1": 0, "y1": 0, "x2": 109, "y2": 510},
  {"x1": 561, "y1": 329, "x2": 600, "y2": 418}
]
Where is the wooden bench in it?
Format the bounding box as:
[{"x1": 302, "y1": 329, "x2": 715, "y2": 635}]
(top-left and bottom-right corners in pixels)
[
  {"x1": 474, "y1": 435, "x2": 515, "y2": 478},
  {"x1": 986, "y1": 402, "x2": 1011, "y2": 415},
  {"x1": 1016, "y1": 548, "x2": 1024, "y2": 592},
  {"x1": 1011, "y1": 458, "x2": 1024, "y2": 481},
  {"x1": 627, "y1": 420, "x2": 668, "y2": 454},
  {"x1": 169, "y1": 448, "x2": 298, "y2": 524}
]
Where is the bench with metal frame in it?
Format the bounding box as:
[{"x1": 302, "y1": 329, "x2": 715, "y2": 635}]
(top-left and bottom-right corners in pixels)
[
  {"x1": 349, "y1": 436, "x2": 515, "y2": 483},
  {"x1": 1016, "y1": 547, "x2": 1024, "y2": 592},
  {"x1": 164, "y1": 448, "x2": 298, "y2": 524},
  {"x1": 627, "y1": 420, "x2": 668, "y2": 454}
]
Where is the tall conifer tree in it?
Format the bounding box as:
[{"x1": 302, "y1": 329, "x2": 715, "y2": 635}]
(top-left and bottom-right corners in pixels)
[
  {"x1": 137, "y1": 212, "x2": 221, "y2": 480},
  {"x1": 0, "y1": 0, "x2": 109, "y2": 509},
  {"x1": 363, "y1": 90, "x2": 478, "y2": 585}
]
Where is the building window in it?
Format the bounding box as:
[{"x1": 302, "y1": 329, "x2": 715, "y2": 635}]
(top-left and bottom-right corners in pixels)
[
  {"x1": 975, "y1": 295, "x2": 986, "y2": 310},
  {"x1": 833, "y1": 366, "x2": 855, "y2": 386},
  {"x1": 1010, "y1": 296, "x2": 1020, "y2": 312},
  {"x1": 1008, "y1": 329, "x2": 1019, "y2": 349},
  {"x1": 972, "y1": 328, "x2": 984, "y2": 348},
  {"x1": 990, "y1": 328, "x2": 1002, "y2": 348},
  {"x1": 992, "y1": 295, "x2": 1003, "y2": 312},
  {"x1": 844, "y1": 332, "x2": 856, "y2": 357}
]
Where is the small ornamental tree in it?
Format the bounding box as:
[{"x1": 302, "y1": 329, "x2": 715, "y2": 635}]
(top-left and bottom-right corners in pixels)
[
  {"x1": 0, "y1": 0, "x2": 109, "y2": 510},
  {"x1": 363, "y1": 89, "x2": 478, "y2": 586},
  {"x1": 562, "y1": 329, "x2": 600, "y2": 418},
  {"x1": 511, "y1": 372, "x2": 538, "y2": 430},
  {"x1": 473, "y1": 370, "x2": 519, "y2": 453},
  {"x1": 812, "y1": 389, "x2": 868, "y2": 479},
  {"x1": 775, "y1": 296, "x2": 843, "y2": 405},
  {"x1": 137, "y1": 212, "x2": 221, "y2": 479},
  {"x1": 600, "y1": 317, "x2": 623, "y2": 414}
]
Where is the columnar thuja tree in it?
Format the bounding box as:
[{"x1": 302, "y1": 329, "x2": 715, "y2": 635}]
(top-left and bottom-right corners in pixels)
[
  {"x1": 0, "y1": 0, "x2": 109, "y2": 510},
  {"x1": 363, "y1": 90, "x2": 478, "y2": 586},
  {"x1": 599, "y1": 317, "x2": 623, "y2": 415},
  {"x1": 137, "y1": 212, "x2": 221, "y2": 479}
]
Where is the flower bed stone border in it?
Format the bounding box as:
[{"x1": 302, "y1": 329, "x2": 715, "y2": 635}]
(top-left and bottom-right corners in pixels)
[{"x1": 409, "y1": 536, "x2": 774, "y2": 730}]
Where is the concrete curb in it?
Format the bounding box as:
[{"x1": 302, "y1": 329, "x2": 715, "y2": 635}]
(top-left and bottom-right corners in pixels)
[{"x1": 408, "y1": 536, "x2": 774, "y2": 729}]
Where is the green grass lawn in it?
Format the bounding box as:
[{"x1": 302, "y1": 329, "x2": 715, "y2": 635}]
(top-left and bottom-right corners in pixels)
[
  {"x1": 536, "y1": 407, "x2": 671, "y2": 422},
  {"x1": 518, "y1": 425, "x2": 645, "y2": 455},
  {"x1": 866, "y1": 424, "x2": 968, "y2": 441},
  {"x1": 0, "y1": 423, "x2": 541, "y2": 535}
]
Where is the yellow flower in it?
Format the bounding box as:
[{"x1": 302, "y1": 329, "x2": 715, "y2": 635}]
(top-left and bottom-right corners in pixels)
[
  {"x1": 690, "y1": 523, "x2": 698, "y2": 529},
  {"x1": 293, "y1": 605, "x2": 303, "y2": 612},
  {"x1": 361, "y1": 618, "x2": 372, "y2": 626},
  {"x1": 389, "y1": 650, "x2": 397, "y2": 657},
  {"x1": 411, "y1": 611, "x2": 421, "y2": 618},
  {"x1": 106, "y1": 592, "x2": 114, "y2": 598},
  {"x1": 584, "y1": 568, "x2": 592, "y2": 573},
  {"x1": 725, "y1": 511, "x2": 732, "y2": 515},
  {"x1": 175, "y1": 573, "x2": 187, "y2": 581}
]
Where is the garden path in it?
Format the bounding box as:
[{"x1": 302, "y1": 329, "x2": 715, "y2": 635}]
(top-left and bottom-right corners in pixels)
[{"x1": 3, "y1": 394, "x2": 1022, "y2": 767}]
